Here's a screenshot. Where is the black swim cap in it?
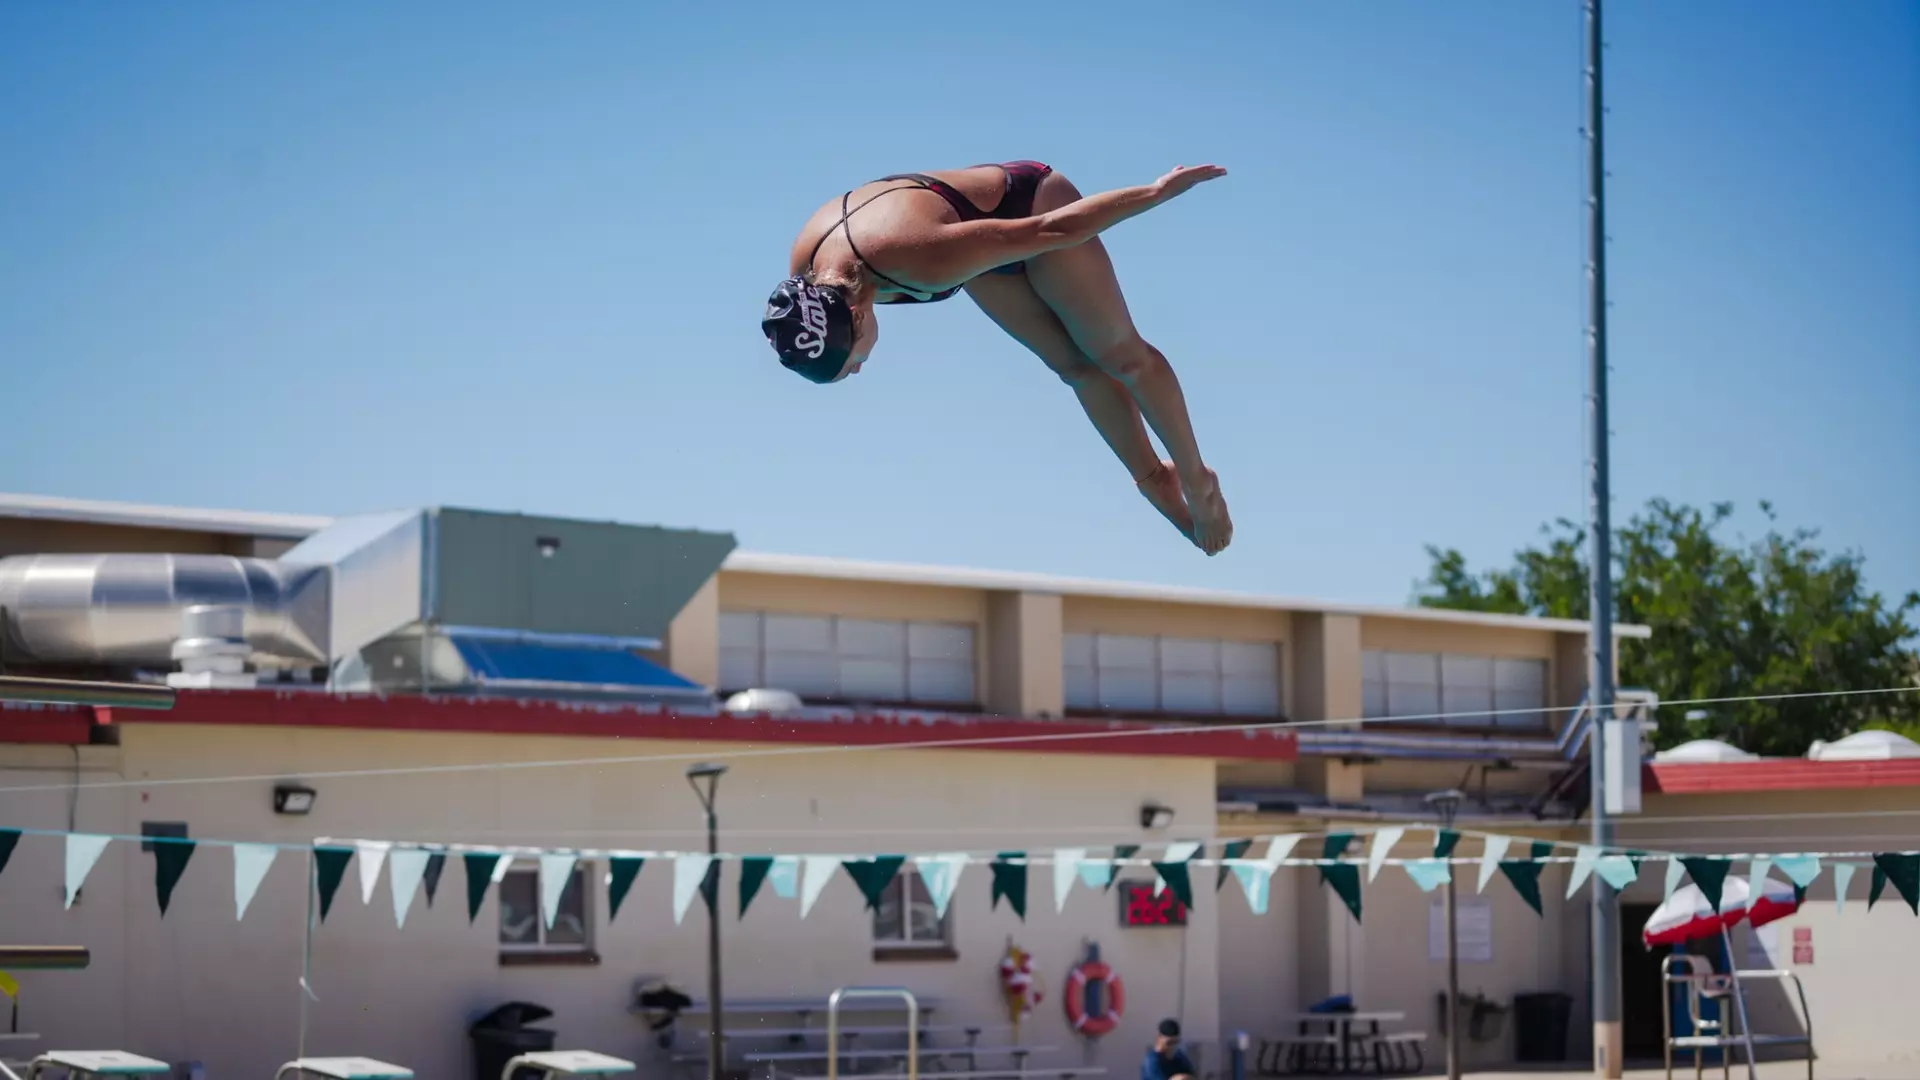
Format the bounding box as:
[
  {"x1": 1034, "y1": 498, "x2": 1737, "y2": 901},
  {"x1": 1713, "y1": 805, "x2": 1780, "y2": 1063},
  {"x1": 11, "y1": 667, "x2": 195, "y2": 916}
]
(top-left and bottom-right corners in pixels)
[{"x1": 762, "y1": 276, "x2": 855, "y2": 383}]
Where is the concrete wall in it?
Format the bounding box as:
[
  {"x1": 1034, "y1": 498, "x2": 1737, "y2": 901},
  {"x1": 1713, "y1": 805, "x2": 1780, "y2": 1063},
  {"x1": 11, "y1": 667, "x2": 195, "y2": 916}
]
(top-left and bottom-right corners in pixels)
[{"x1": 0, "y1": 723, "x2": 1219, "y2": 1080}]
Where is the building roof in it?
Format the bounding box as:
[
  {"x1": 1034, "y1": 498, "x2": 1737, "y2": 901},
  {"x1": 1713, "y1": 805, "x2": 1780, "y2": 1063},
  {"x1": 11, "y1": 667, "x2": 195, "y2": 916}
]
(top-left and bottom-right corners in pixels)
[
  {"x1": 1646, "y1": 758, "x2": 1920, "y2": 795},
  {"x1": 0, "y1": 492, "x2": 1651, "y2": 637}
]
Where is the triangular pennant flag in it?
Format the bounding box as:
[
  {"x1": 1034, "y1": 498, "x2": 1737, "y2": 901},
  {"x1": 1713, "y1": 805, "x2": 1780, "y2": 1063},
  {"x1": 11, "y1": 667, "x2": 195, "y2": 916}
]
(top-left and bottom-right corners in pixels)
[
  {"x1": 1681, "y1": 857, "x2": 1732, "y2": 912},
  {"x1": 540, "y1": 853, "x2": 579, "y2": 930},
  {"x1": 354, "y1": 841, "x2": 391, "y2": 905},
  {"x1": 422, "y1": 852, "x2": 446, "y2": 907},
  {"x1": 0, "y1": 829, "x2": 19, "y2": 879},
  {"x1": 842, "y1": 856, "x2": 905, "y2": 912},
  {"x1": 1232, "y1": 861, "x2": 1276, "y2": 913},
  {"x1": 1319, "y1": 835, "x2": 1361, "y2": 922},
  {"x1": 1566, "y1": 846, "x2": 1602, "y2": 899},
  {"x1": 607, "y1": 856, "x2": 644, "y2": 922},
  {"x1": 1626, "y1": 850, "x2": 1650, "y2": 870},
  {"x1": 1216, "y1": 839, "x2": 1253, "y2": 891},
  {"x1": 64, "y1": 834, "x2": 111, "y2": 909},
  {"x1": 388, "y1": 848, "x2": 429, "y2": 929},
  {"x1": 314, "y1": 845, "x2": 354, "y2": 922},
  {"x1": 1404, "y1": 859, "x2": 1451, "y2": 892},
  {"x1": 1833, "y1": 862, "x2": 1858, "y2": 914},
  {"x1": 1662, "y1": 857, "x2": 1686, "y2": 900},
  {"x1": 152, "y1": 839, "x2": 196, "y2": 917},
  {"x1": 739, "y1": 856, "x2": 773, "y2": 917},
  {"x1": 233, "y1": 843, "x2": 277, "y2": 921},
  {"x1": 990, "y1": 852, "x2": 1027, "y2": 920},
  {"x1": 1870, "y1": 866, "x2": 1887, "y2": 909},
  {"x1": 1434, "y1": 829, "x2": 1461, "y2": 860},
  {"x1": 1748, "y1": 858, "x2": 1774, "y2": 908},
  {"x1": 799, "y1": 855, "x2": 841, "y2": 918},
  {"x1": 491, "y1": 855, "x2": 514, "y2": 885},
  {"x1": 914, "y1": 854, "x2": 967, "y2": 920},
  {"x1": 1476, "y1": 835, "x2": 1511, "y2": 893},
  {"x1": 1367, "y1": 827, "x2": 1406, "y2": 882},
  {"x1": 1077, "y1": 854, "x2": 1115, "y2": 892},
  {"x1": 1264, "y1": 834, "x2": 1303, "y2": 867},
  {"x1": 1595, "y1": 854, "x2": 1638, "y2": 890},
  {"x1": 768, "y1": 855, "x2": 799, "y2": 899},
  {"x1": 1151, "y1": 841, "x2": 1201, "y2": 901},
  {"x1": 463, "y1": 853, "x2": 501, "y2": 923},
  {"x1": 672, "y1": 855, "x2": 714, "y2": 925},
  {"x1": 1105, "y1": 845, "x2": 1139, "y2": 891},
  {"x1": 1497, "y1": 849, "x2": 1546, "y2": 917},
  {"x1": 1054, "y1": 849, "x2": 1087, "y2": 912},
  {"x1": 1774, "y1": 854, "x2": 1821, "y2": 889},
  {"x1": 1873, "y1": 854, "x2": 1919, "y2": 915}
]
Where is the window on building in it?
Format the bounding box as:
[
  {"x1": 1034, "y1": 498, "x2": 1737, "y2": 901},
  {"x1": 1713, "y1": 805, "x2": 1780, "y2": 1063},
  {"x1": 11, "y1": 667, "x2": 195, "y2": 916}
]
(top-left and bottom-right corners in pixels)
[
  {"x1": 498, "y1": 860, "x2": 593, "y2": 955},
  {"x1": 1362, "y1": 651, "x2": 1548, "y2": 728},
  {"x1": 1063, "y1": 634, "x2": 1282, "y2": 718},
  {"x1": 873, "y1": 868, "x2": 952, "y2": 950},
  {"x1": 718, "y1": 612, "x2": 976, "y2": 706}
]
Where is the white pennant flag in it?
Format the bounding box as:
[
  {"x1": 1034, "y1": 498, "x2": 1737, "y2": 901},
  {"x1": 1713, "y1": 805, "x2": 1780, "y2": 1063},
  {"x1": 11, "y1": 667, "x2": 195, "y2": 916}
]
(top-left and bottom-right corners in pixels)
[
  {"x1": 1154, "y1": 841, "x2": 1202, "y2": 896},
  {"x1": 388, "y1": 848, "x2": 429, "y2": 928},
  {"x1": 1053, "y1": 849, "x2": 1086, "y2": 913},
  {"x1": 232, "y1": 843, "x2": 278, "y2": 921},
  {"x1": 914, "y1": 854, "x2": 968, "y2": 920},
  {"x1": 1749, "y1": 858, "x2": 1774, "y2": 907},
  {"x1": 1566, "y1": 845, "x2": 1602, "y2": 899},
  {"x1": 1663, "y1": 857, "x2": 1687, "y2": 900},
  {"x1": 540, "y1": 853, "x2": 579, "y2": 930},
  {"x1": 768, "y1": 856, "x2": 799, "y2": 899},
  {"x1": 672, "y1": 854, "x2": 714, "y2": 925},
  {"x1": 1232, "y1": 862, "x2": 1275, "y2": 914},
  {"x1": 356, "y1": 840, "x2": 392, "y2": 905},
  {"x1": 491, "y1": 855, "x2": 515, "y2": 885},
  {"x1": 1833, "y1": 863, "x2": 1857, "y2": 914},
  {"x1": 1264, "y1": 834, "x2": 1303, "y2": 868},
  {"x1": 1476, "y1": 835, "x2": 1511, "y2": 893},
  {"x1": 65, "y1": 834, "x2": 112, "y2": 909},
  {"x1": 799, "y1": 855, "x2": 842, "y2": 918},
  {"x1": 1367, "y1": 827, "x2": 1406, "y2": 882}
]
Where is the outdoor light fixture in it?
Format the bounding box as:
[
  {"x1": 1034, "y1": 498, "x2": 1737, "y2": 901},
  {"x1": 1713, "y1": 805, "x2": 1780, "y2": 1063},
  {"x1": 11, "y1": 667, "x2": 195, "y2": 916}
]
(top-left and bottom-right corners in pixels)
[
  {"x1": 536, "y1": 536, "x2": 561, "y2": 558},
  {"x1": 273, "y1": 783, "x2": 317, "y2": 815},
  {"x1": 1139, "y1": 801, "x2": 1175, "y2": 830}
]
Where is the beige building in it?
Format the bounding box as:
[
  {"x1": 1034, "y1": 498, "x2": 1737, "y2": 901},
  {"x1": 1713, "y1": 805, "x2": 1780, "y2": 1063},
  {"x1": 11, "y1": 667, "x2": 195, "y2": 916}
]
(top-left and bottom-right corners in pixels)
[{"x1": 1, "y1": 494, "x2": 1916, "y2": 1077}]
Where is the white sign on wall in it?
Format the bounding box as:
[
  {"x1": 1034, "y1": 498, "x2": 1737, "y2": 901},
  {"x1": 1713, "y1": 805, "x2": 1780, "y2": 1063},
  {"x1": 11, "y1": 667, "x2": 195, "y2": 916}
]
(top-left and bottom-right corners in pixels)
[{"x1": 1429, "y1": 897, "x2": 1494, "y2": 963}]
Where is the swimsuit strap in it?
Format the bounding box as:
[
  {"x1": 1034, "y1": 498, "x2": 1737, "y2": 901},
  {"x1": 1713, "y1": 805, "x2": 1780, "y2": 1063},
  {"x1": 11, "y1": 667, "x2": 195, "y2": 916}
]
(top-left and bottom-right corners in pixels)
[{"x1": 804, "y1": 183, "x2": 929, "y2": 294}]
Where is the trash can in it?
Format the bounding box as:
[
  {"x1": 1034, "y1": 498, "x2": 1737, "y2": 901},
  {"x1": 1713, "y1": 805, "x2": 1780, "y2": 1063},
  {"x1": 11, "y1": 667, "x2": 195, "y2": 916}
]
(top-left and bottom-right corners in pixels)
[
  {"x1": 470, "y1": 1001, "x2": 558, "y2": 1080},
  {"x1": 1512, "y1": 991, "x2": 1574, "y2": 1062}
]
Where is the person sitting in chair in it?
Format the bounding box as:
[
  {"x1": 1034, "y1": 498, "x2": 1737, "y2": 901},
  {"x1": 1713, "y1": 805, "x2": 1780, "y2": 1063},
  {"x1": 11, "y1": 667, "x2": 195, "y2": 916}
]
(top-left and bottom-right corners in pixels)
[{"x1": 1142, "y1": 1019, "x2": 1196, "y2": 1080}]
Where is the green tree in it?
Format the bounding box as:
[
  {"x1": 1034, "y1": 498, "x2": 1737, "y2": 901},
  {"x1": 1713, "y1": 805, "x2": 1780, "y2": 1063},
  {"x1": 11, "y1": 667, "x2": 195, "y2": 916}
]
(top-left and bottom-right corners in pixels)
[{"x1": 1415, "y1": 499, "x2": 1920, "y2": 756}]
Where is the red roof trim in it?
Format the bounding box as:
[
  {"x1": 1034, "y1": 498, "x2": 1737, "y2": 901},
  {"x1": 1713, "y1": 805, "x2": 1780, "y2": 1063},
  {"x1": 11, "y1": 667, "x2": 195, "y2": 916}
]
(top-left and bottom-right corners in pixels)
[
  {"x1": 1647, "y1": 758, "x2": 1920, "y2": 795},
  {"x1": 0, "y1": 704, "x2": 96, "y2": 746},
  {"x1": 130, "y1": 690, "x2": 1300, "y2": 761}
]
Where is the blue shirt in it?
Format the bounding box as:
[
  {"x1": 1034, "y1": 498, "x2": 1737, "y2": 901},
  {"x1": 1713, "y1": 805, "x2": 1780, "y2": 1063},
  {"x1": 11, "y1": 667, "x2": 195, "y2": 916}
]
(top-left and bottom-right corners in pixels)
[{"x1": 1141, "y1": 1048, "x2": 1195, "y2": 1080}]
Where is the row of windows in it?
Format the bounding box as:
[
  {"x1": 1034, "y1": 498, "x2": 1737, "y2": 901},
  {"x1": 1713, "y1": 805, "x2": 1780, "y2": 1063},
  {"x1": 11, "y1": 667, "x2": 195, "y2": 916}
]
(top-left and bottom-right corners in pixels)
[
  {"x1": 499, "y1": 862, "x2": 949, "y2": 956},
  {"x1": 1361, "y1": 650, "x2": 1550, "y2": 728},
  {"x1": 719, "y1": 611, "x2": 1554, "y2": 728}
]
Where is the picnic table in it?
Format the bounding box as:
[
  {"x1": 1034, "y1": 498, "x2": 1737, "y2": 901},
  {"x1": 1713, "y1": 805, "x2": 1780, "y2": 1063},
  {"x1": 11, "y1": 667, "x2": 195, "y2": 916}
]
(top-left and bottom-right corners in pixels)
[{"x1": 1263, "y1": 1012, "x2": 1424, "y2": 1075}]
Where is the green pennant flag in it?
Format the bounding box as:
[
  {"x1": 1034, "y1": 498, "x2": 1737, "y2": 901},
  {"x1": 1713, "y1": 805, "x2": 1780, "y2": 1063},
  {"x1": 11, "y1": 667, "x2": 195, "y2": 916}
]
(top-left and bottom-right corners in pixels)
[
  {"x1": 1153, "y1": 861, "x2": 1195, "y2": 911},
  {"x1": 1497, "y1": 846, "x2": 1550, "y2": 917},
  {"x1": 842, "y1": 856, "x2": 905, "y2": 911},
  {"x1": 739, "y1": 856, "x2": 772, "y2": 917},
  {"x1": 1106, "y1": 845, "x2": 1140, "y2": 891},
  {"x1": 1433, "y1": 829, "x2": 1460, "y2": 860},
  {"x1": 1681, "y1": 857, "x2": 1732, "y2": 913},
  {"x1": 1318, "y1": 834, "x2": 1362, "y2": 923},
  {"x1": 608, "y1": 856, "x2": 644, "y2": 922},
  {"x1": 1873, "y1": 854, "x2": 1920, "y2": 915},
  {"x1": 1217, "y1": 839, "x2": 1253, "y2": 891},
  {"x1": 1792, "y1": 882, "x2": 1807, "y2": 905},
  {"x1": 313, "y1": 845, "x2": 353, "y2": 923},
  {"x1": 990, "y1": 852, "x2": 1027, "y2": 920},
  {"x1": 0, "y1": 828, "x2": 19, "y2": 879},
  {"x1": 422, "y1": 852, "x2": 446, "y2": 907},
  {"x1": 152, "y1": 838, "x2": 196, "y2": 917},
  {"x1": 1626, "y1": 849, "x2": 1650, "y2": 870},
  {"x1": 1870, "y1": 866, "x2": 1887, "y2": 909},
  {"x1": 464, "y1": 853, "x2": 501, "y2": 923}
]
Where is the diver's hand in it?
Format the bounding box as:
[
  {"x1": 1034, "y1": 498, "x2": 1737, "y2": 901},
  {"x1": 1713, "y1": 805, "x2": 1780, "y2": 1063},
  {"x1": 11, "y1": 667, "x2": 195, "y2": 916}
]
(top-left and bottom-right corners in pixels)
[{"x1": 1153, "y1": 164, "x2": 1228, "y2": 202}]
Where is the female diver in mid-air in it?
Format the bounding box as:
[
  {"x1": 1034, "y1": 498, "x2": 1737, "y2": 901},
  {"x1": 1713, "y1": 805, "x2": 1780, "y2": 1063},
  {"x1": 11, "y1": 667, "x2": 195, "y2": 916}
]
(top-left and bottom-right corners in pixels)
[{"x1": 760, "y1": 161, "x2": 1234, "y2": 556}]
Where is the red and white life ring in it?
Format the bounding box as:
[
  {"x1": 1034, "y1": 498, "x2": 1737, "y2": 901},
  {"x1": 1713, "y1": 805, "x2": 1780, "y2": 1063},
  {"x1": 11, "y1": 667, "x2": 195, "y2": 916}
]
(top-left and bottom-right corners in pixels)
[{"x1": 1063, "y1": 952, "x2": 1125, "y2": 1038}]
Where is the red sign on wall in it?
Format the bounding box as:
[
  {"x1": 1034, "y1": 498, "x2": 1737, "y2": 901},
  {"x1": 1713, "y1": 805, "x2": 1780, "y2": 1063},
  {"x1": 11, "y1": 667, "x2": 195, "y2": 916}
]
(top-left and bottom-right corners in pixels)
[
  {"x1": 1792, "y1": 944, "x2": 1814, "y2": 965},
  {"x1": 1792, "y1": 927, "x2": 1813, "y2": 944}
]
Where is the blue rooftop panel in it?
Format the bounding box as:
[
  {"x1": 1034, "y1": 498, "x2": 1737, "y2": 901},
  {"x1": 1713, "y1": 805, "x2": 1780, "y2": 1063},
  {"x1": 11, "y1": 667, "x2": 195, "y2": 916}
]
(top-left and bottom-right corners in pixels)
[{"x1": 450, "y1": 635, "x2": 704, "y2": 693}]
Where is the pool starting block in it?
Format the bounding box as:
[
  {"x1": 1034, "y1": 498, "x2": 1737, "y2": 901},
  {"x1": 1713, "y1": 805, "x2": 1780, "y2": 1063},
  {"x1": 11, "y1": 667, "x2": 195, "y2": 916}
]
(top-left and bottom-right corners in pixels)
[
  {"x1": 275, "y1": 1058, "x2": 415, "y2": 1080},
  {"x1": 500, "y1": 1051, "x2": 636, "y2": 1080},
  {"x1": 24, "y1": 1051, "x2": 170, "y2": 1079}
]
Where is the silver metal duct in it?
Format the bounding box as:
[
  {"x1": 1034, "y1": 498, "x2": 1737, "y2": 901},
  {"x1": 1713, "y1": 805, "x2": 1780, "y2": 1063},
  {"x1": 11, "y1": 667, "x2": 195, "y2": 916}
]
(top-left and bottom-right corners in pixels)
[{"x1": 0, "y1": 554, "x2": 329, "y2": 666}]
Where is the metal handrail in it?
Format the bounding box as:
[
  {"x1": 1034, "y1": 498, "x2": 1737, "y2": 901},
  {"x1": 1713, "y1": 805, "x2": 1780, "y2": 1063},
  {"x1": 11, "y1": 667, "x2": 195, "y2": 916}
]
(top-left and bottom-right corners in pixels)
[{"x1": 827, "y1": 988, "x2": 920, "y2": 1080}]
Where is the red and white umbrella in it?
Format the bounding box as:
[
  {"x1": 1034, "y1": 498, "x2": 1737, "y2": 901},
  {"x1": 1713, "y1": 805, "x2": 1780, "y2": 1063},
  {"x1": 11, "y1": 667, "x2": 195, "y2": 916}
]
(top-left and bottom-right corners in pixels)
[{"x1": 1642, "y1": 877, "x2": 1802, "y2": 947}]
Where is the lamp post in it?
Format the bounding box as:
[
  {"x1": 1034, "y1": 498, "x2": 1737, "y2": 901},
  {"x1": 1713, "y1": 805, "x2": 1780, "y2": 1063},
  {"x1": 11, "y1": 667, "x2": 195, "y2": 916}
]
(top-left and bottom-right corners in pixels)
[
  {"x1": 1425, "y1": 789, "x2": 1466, "y2": 1080},
  {"x1": 687, "y1": 762, "x2": 729, "y2": 1080}
]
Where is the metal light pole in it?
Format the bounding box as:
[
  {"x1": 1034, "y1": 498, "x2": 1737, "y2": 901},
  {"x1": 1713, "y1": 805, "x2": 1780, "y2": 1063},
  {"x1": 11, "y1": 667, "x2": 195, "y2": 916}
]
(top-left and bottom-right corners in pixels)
[
  {"x1": 1425, "y1": 790, "x2": 1465, "y2": 1080},
  {"x1": 1583, "y1": 0, "x2": 1623, "y2": 1075},
  {"x1": 687, "y1": 763, "x2": 730, "y2": 1080}
]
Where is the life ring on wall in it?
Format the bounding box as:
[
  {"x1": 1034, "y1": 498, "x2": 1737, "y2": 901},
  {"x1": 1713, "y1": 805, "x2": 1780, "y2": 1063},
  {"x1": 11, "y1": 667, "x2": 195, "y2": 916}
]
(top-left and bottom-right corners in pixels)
[{"x1": 1063, "y1": 943, "x2": 1125, "y2": 1038}]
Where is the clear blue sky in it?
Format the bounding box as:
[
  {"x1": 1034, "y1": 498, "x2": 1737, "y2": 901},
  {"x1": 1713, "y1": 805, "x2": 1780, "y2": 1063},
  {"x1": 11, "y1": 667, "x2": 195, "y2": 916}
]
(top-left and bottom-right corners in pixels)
[{"x1": 3, "y1": 1, "x2": 1915, "y2": 608}]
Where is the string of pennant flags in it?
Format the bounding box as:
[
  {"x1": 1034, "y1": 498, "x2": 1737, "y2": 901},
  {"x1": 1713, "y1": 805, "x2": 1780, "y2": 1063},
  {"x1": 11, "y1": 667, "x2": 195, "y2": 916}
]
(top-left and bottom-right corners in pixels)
[{"x1": 1, "y1": 824, "x2": 1915, "y2": 932}]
